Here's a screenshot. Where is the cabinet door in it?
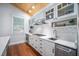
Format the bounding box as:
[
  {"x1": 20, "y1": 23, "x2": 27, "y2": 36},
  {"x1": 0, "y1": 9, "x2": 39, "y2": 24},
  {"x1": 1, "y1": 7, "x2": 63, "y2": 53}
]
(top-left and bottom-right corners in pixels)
[
  {"x1": 41, "y1": 40, "x2": 55, "y2": 56},
  {"x1": 48, "y1": 42, "x2": 55, "y2": 56},
  {"x1": 29, "y1": 36, "x2": 55, "y2": 56},
  {"x1": 38, "y1": 39, "x2": 45, "y2": 55},
  {"x1": 29, "y1": 35, "x2": 35, "y2": 47},
  {"x1": 29, "y1": 35, "x2": 40, "y2": 52},
  {"x1": 29, "y1": 38, "x2": 33, "y2": 47},
  {"x1": 57, "y1": 3, "x2": 74, "y2": 17},
  {"x1": 33, "y1": 37, "x2": 40, "y2": 51}
]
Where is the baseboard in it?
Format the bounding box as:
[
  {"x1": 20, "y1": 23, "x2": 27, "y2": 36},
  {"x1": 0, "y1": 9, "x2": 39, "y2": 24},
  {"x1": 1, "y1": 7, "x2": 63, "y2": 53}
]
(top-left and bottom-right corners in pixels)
[{"x1": 9, "y1": 40, "x2": 27, "y2": 46}]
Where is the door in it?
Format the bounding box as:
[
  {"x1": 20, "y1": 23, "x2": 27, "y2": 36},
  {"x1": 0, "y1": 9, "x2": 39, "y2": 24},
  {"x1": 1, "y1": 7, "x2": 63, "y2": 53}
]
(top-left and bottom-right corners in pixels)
[{"x1": 11, "y1": 16, "x2": 25, "y2": 44}]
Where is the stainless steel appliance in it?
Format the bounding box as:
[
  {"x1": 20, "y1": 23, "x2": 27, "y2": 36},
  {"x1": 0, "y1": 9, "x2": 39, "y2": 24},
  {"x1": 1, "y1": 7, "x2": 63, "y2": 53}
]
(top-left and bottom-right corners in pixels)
[{"x1": 55, "y1": 43, "x2": 77, "y2": 56}]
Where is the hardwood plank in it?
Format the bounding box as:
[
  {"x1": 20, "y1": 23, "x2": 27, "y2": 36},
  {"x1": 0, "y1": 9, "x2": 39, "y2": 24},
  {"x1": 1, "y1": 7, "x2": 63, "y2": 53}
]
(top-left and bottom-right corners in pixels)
[{"x1": 7, "y1": 43, "x2": 41, "y2": 56}]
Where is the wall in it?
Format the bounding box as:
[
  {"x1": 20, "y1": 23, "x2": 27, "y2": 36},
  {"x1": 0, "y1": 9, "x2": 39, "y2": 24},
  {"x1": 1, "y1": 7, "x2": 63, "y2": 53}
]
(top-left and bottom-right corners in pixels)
[{"x1": 0, "y1": 3, "x2": 30, "y2": 45}]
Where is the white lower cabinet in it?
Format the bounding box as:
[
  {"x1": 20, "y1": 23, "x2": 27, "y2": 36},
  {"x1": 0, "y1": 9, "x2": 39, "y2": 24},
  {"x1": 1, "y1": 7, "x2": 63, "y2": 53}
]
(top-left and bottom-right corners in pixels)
[
  {"x1": 34, "y1": 38, "x2": 40, "y2": 51},
  {"x1": 29, "y1": 36, "x2": 34, "y2": 47},
  {"x1": 29, "y1": 35, "x2": 39, "y2": 50},
  {"x1": 41, "y1": 39, "x2": 55, "y2": 56},
  {"x1": 29, "y1": 35, "x2": 55, "y2": 56}
]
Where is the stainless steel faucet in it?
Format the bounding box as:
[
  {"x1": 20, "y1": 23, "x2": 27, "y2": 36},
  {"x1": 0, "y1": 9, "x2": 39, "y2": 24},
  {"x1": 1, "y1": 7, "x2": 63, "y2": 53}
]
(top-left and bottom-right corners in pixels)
[{"x1": 53, "y1": 29, "x2": 58, "y2": 39}]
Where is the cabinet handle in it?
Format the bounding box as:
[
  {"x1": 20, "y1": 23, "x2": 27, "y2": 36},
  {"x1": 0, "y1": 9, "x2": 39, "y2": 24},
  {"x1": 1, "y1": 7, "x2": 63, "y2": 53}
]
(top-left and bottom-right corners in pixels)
[
  {"x1": 35, "y1": 46, "x2": 37, "y2": 48},
  {"x1": 40, "y1": 40, "x2": 42, "y2": 41},
  {"x1": 35, "y1": 40, "x2": 37, "y2": 41},
  {"x1": 40, "y1": 47, "x2": 42, "y2": 48},
  {"x1": 40, "y1": 51, "x2": 43, "y2": 53},
  {"x1": 40, "y1": 43, "x2": 42, "y2": 45},
  {"x1": 32, "y1": 43, "x2": 33, "y2": 45}
]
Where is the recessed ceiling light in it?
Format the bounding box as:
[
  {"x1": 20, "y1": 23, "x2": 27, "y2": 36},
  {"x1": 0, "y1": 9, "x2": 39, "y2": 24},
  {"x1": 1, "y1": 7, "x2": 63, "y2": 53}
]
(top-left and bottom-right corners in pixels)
[
  {"x1": 29, "y1": 10, "x2": 32, "y2": 13},
  {"x1": 32, "y1": 5, "x2": 35, "y2": 9}
]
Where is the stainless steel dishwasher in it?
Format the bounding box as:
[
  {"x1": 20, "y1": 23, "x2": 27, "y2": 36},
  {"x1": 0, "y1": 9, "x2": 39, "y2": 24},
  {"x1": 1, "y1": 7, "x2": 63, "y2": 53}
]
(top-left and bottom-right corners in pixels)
[{"x1": 55, "y1": 43, "x2": 77, "y2": 56}]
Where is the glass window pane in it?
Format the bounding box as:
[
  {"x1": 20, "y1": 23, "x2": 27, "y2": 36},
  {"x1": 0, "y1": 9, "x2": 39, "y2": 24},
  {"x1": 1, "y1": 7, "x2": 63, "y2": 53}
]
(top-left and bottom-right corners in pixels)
[{"x1": 13, "y1": 17, "x2": 24, "y2": 32}]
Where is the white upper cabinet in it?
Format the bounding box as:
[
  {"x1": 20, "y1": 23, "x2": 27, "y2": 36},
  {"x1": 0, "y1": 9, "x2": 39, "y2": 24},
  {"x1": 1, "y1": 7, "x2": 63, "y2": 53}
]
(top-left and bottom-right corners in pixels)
[
  {"x1": 30, "y1": 4, "x2": 78, "y2": 24},
  {"x1": 56, "y1": 3, "x2": 78, "y2": 19},
  {"x1": 45, "y1": 8, "x2": 55, "y2": 20},
  {"x1": 57, "y1": 3, "x2": 74, "y2": 17},
  {"x1": 45, "y1": 4, "x2": 57, "y2": 20},
  {"x1": 45, "y1": 3, "x2": 78, "y2": 23}
]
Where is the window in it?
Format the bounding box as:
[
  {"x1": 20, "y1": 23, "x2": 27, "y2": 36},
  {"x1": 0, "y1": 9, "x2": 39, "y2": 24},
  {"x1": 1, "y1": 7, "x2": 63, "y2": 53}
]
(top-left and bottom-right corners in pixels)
[{"x1": 13, "y1": 16, "x2": 24, "y2": 33}]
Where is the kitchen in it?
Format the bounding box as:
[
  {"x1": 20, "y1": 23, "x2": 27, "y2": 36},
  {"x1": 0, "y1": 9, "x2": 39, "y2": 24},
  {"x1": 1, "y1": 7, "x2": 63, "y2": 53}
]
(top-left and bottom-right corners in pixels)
[{"x1": 0, "y1": 3, "x2": 79, "y2": 56}]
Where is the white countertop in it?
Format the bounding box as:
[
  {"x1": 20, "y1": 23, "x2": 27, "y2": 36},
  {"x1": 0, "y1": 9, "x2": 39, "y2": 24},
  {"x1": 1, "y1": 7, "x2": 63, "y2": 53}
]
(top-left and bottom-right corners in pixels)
[
  {"x1": 54, "y1": 39, "x2": 77, "y2": 49},
  {"x1": 0, "y1": 36, "x2": 10, "y2": 56},
  {"x1": 39, "y1": 36, "x2": 77, "y2": 49},
  {"x1": 28, "y1": 33, "x2": 77, "y2": 49}
]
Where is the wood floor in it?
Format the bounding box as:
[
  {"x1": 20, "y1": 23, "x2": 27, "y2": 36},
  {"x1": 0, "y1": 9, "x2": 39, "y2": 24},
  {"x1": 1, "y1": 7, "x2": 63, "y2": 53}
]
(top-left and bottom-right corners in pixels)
[{"x1": 7, "y1": 43, "x2": 41, "y2": 56}]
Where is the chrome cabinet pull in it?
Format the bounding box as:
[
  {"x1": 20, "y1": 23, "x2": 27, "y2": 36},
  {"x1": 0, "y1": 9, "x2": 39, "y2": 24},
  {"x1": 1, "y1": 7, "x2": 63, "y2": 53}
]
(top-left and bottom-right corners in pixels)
[
  {"x1": 40, "y1": 40, "x2": 42, "y2": 41},
  {"x1": 40, "y1": 51, "x2": 43, "y2": 53},
  {"x1": 40, "y1": 47, "x2": 42, "y2": 48},
  {"x1": 35, "y1": 40, "x2": 37, "y2": 41},
  {"x1": 35, "y1": 46, "x2": 37, "y2": 48},
  {"x1": 40, "y1": 43, "x2": 42, "y2": 45}
]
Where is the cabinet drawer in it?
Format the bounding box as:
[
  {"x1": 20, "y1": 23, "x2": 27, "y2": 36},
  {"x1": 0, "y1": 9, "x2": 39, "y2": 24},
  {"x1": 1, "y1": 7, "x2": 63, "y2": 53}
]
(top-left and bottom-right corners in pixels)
[{"x1": 42, "y1": 39, "x2": 55, "y2": 47}]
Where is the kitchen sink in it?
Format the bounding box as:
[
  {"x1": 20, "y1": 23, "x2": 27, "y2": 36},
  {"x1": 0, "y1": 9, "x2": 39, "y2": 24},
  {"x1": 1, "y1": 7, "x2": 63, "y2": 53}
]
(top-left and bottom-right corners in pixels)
[
  {"x1": 48, "y1": 38, "x2": 57, "y2": 40},
  {"x1": 34, "y1": 34, "x2": 46, "y2": 36}
]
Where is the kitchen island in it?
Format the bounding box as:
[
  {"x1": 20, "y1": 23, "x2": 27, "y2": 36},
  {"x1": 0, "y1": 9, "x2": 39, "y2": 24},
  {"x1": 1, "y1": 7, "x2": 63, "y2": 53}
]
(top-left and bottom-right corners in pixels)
[{"x1": 0, "y1": 36, "x2": 10, "y2": 56}]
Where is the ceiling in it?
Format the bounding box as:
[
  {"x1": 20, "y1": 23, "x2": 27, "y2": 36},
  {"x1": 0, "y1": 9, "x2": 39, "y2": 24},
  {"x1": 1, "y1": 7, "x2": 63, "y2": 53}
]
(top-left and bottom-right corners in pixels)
[{"x1": 12, "y1": 3, "x2": 48, "y2": 16}]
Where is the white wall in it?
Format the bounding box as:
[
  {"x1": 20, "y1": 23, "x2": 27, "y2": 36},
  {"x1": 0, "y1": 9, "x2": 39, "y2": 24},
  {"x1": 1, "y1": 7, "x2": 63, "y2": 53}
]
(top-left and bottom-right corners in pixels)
[{"x1": 0, "y1": 3, "x2": 30, "y2": 45}]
